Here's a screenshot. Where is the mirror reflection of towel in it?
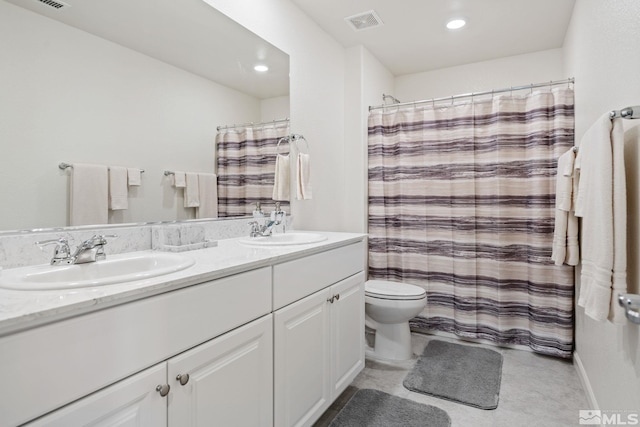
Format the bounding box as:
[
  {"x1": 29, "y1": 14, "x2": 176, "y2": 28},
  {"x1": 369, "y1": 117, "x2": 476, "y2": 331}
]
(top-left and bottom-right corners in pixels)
[
  {"x1": 272, "y1": 154, "x2": 290, "y2": 201},
  {"x1": 296, "y1": 153, "x2": 312, "y2": 200},
  {"x1": 196, "y1": 173, "x2": 218, "y2": 219},
  {"x1": 70, "y1": 163, "x2": 108, "y2": 225},
  {"x1": 184, "y1": 173, "x2": 200, "y2": 207},
  {"x1": 109, "y1": 166, "x2": 128, "y2": 210}
]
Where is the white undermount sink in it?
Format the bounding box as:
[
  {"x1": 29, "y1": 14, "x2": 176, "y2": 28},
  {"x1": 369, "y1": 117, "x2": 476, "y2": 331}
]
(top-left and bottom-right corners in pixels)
[
  {"x1": 239, "y1": 232, "x2": 327, "y2": 246},
  {"x1": 0, "y1": 252, "x2": 195, "y2": 291}
]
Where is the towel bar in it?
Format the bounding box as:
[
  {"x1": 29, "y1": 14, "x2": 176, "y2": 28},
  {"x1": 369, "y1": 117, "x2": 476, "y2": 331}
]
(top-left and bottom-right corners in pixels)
[
  {"x1": 59, "y1": 163, "x2": 144, "y2": 173},
  {"x1": 609, "y1": 106, "x2": 640, "y2": 119},
  {"x1": 618, "y1": 293, "x2": 640, "y2": 325}
]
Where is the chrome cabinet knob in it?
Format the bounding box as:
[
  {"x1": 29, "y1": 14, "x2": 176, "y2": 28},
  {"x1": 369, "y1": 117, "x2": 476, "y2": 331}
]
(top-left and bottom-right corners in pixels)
[
  {"x1": 176, "y1": 373, "x2": 190, "y2": 386},
  {"x1": 156, "y1": 384, "x2": 170, "y2": 397}
]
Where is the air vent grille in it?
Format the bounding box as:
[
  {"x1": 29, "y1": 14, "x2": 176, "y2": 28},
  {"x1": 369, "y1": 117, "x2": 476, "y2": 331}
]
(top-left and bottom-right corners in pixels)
[
  {"x1": 344, "y1": 10, "x2": 384, "y2": 31},
  {"x1": 36, "y1": 0, "x2": 70, "y2": 10}
]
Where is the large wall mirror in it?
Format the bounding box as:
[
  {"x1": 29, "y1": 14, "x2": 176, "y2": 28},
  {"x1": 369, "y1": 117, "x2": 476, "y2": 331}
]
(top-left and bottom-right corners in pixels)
[{"x1": 0, "y1": 0, "x2": 289, "y2": 232}]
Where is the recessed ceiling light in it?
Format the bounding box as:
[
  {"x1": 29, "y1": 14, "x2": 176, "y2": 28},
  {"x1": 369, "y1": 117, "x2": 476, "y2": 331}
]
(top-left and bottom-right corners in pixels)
[
  {"x1": 446, "y1": 19, "x2": 466, "y2": 30},
  {"x1": 254, "y1": 65, "x2": 269, "y2": 72}
]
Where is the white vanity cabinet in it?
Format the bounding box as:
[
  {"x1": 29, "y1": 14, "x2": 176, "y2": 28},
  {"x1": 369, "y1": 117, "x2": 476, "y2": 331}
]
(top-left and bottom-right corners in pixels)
[
  {"x1": 1, "y1": 236, "x2": 366, "y2": 427},
  {"x1": 26, "y1": 314, "x2": 273, "y2": 427},
  {"x1": 2, "y1": 267, "x2": 272, "y2": 426},
  {"x1": 273, "y1": 242, "x2": 365, "y2": 427},
  {"x1": 167, "y1": 313, "x2": 273, "y2": 427}
]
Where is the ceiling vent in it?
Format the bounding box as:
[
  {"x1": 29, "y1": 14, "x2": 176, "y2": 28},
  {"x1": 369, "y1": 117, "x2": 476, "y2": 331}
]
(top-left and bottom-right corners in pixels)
[
  {"x1": 344, "y1": 10, "x2": 384, "y2": 31},
  {"x1": 35, "y1": 0, "x2": 70, "y2": 10}
]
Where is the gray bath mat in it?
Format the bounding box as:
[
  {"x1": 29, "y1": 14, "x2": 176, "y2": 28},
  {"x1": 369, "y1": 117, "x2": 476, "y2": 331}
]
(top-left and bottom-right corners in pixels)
[
  {"x1": 329, "y1": 388, "x2": 450, "y2": 427},
  {"x1": 403, "y1": 340, "x2": 503, "y2": 410}
]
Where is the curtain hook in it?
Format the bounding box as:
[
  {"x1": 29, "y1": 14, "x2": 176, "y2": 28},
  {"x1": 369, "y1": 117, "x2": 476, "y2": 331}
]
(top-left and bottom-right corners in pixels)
[
  {"x1": 510, "y1": 87, "x2": 513, "y2": 97},
  {"x1": 450, "y1": 95, "x2": 454, "y2": 105},
  {"x1": 530, "y1": 84, "x2": 533, "y2": 94},
  {"x1": 549, "y1": 80, "x2": 553, "y2": 92},
  {"x1": 432, "y1": 98, "x2": 435, "y2": 108}
]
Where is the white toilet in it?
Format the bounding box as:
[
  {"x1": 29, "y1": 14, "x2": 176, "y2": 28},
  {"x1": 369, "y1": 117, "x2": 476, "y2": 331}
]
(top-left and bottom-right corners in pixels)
[{"x1": 365, "y1": 280, "x2": 427, "y2": 361}]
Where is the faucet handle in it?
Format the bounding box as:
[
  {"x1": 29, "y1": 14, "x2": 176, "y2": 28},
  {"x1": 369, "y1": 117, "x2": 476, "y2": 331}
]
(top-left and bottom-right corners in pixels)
[{"x1": 35, "y1": 238, "x2": 72, "y2": 265}]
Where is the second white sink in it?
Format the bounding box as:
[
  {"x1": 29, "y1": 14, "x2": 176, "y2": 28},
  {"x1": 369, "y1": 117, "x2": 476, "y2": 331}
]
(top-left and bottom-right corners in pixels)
[{"x1": 0, "y1": 252, "x2": 195, "y2": 291}]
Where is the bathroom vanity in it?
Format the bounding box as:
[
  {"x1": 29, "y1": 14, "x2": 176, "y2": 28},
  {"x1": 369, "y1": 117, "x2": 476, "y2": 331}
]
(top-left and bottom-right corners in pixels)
[{"x1": 0, "y1": 232, "x2": 366, "y2": 427}]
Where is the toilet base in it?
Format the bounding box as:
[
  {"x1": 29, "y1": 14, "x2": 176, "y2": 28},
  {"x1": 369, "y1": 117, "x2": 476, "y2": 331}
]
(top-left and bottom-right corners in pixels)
[{"x1": 370, "y1": 321, "x2": 413, "y2": 361}]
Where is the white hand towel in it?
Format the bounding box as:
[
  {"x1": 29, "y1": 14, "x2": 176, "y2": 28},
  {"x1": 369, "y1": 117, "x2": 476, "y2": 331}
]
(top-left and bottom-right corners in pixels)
[
  {"x1": 196, "y1": 173, "x2": 218, "y2": 219},
  {"x1": 296, "y1": 152, "x2": 312, "y2": 200},
  {"x1": 272, "y1": 154, "x2": 290, "y2": 201},
  {"x1": 127, "y1": 168, "x2": 141, "y2": 186},
  {"x1": 173, "y1": 171, "x2": 186, "y2": 188},
  {"x1": 108, "y1": 166, "x2": 128, "y2": 210},
  {"x1": 70, "y1": 163, "x2": 108, "y2": 226},
  {"x1": 184, "y1": 173, "x2": 200, "y2": 208}
]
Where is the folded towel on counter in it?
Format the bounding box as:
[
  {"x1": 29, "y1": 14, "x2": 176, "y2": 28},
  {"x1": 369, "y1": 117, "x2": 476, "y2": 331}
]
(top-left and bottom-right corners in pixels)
[
  {"x1": 127, "y1": 168, "x2": 141, "y2": 186},
  {"x1": 173, "y1": 171, "x2": 186, "y2": 188},
  {"x1": 272, "y1": 154, "x2": 290, "y2": 201},
  {"x1": 184, "y1": 173, "x2": 200, "y2": 207},
  {"x1": 70, "y1": 163, "x2": 108, "y2": 226},
  {"x1": 196, "y1": 173, "x2": 218, "y2": 219},
  {"x1": 296, "y1": 152, "x2": 312, "y2": 200},
  {"x1": 108, "y1": 166, "x2": 129, "y2": 210}
]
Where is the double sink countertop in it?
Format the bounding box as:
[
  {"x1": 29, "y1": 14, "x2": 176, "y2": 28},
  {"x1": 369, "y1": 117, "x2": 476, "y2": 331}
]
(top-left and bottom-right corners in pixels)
[{"x1": 0, "y1": 231, "x2": 366, "y2": 337}]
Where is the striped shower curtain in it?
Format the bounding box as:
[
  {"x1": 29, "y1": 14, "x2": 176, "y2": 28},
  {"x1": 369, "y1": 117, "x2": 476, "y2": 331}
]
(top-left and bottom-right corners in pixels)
[
  {"x1": 216, "y1": 124, "x2": 290, "y2": 217},
  {"x1": 368, "y1": 88, "x2": 575, "y2": 358}
]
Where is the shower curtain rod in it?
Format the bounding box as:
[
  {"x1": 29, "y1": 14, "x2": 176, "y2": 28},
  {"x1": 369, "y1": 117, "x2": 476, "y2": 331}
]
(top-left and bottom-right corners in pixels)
[
  {"x1": 216, "y1": 117, "x2": 289, "y2": 131},
  {"x1": 369, "y1": 77, "x2": 575, "y2": 111}
]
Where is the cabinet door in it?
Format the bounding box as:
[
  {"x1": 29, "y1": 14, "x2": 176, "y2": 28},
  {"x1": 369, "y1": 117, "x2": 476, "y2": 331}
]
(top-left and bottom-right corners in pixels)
[
  {"x1": 330, "y1": 272, "x2": 365, "y2": 397},
  {"x1": 274, "y1": 288, "x2": 332, "y2": 427},
  {"x1": 167, "y1": 314, "x2": 273, "y2": 427},
  {"x1": 25, "y1": 363, "x2": 167, "y2": 427}
]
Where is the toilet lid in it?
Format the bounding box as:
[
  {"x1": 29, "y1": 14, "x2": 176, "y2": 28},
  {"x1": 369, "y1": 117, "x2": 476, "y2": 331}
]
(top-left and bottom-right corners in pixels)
[{"x1": 365, "y1": 280, "x2": 426, "y2": 300}]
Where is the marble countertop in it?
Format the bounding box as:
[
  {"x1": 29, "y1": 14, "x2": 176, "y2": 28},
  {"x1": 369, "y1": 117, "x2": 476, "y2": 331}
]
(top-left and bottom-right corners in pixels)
[{"x1": 0, "y1": 231, "x2": 366, "y2": 337}]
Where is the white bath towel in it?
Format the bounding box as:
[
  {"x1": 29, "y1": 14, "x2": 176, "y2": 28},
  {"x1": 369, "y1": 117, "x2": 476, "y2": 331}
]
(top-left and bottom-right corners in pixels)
[
  {"x1": 574, "y1": 114, "x2": 627, "y2": 322},
  {"x1": 70, "y1": 163, "x2": 108, "y2": 226},
  {"x1": 184, "y1": 173, "x2": 200, "y2": 208},
  {"x1": 173, "y1": 171, "x2": 186, "y2": 188},
  {"x1": 296, "y1": 153, "x2": 312, "y2": 200},
  {"x1": 108, "y1": 166, "x2": 128, "y2": 210},
  {"x1": 272, "y1": 154, "x2": 290, "y2": 201},
  {"x1": 551, "y1": 149, "x2": 579, "y2": 266},
  {"x1": 196, "y1": 173, "x2": 218, "y2": 219},
  {"x1": 127, "y1": 168, "x2": 141, "y2": 186}
]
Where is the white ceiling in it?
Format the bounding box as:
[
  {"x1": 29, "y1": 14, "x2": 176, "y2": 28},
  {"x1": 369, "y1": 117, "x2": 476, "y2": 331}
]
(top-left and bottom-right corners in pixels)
[
  {"x1": 5, "y1": 0, "x2": 289, "y2": 99},
  {"x1": 290, "y1": 0, "x2": 576, "y2": 76}
]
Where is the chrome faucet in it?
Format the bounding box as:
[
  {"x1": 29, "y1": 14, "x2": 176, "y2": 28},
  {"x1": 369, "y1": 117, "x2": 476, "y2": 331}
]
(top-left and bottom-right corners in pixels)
[
  {"x1": 248, "y1": 202, "x2": 286, "y2": 237},
  {"x1": 72, "y1": 234, "x2": 116, "y2": 264},
  {"x1": 36, "y1": 234, "x2": 117, "y2": 265},
  {"x1": 249, "y1": 220, "x2": 279, "y2": 237}
]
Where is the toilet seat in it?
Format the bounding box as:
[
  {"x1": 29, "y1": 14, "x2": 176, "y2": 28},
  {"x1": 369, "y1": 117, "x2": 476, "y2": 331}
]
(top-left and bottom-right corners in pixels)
[{"x1": 365, "y1": 280, "x2": 426, "y2": 301}]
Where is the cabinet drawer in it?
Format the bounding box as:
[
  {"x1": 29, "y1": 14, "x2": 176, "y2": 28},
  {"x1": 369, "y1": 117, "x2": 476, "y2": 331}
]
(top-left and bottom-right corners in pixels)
[
  {"x1": 0, "y1": 267, "x2": 271, "y2": 426},
  {"x1": 273, "y1": 241, "x2": 365, "y2": 310}
]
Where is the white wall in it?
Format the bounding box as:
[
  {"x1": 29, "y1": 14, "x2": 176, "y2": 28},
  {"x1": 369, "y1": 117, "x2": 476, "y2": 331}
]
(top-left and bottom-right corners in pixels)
[
  {"x1": 205, "y1": 0, "x2": 347, "y2": 231},
  {"x1": 344, "y1": 46, "x2": 394, "y2": 233},
  {"x1": 260, "y1": 96, "x2": 290, "y2": 123},
  {"x1": 394, "y1": 48, "x2": 565, "y2": 102},
  {"x1": 563, "y1": 0, "x2": 640, "y2": 411},
  {"x1": 0, "y1": 1, "x2": 261, "y2": 230}
]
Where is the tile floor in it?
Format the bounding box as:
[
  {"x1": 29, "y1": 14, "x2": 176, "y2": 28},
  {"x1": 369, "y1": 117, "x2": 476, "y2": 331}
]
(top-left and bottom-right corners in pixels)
[{"x1": 314, "y1": 332, "x2": 590, "y2": 427}]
